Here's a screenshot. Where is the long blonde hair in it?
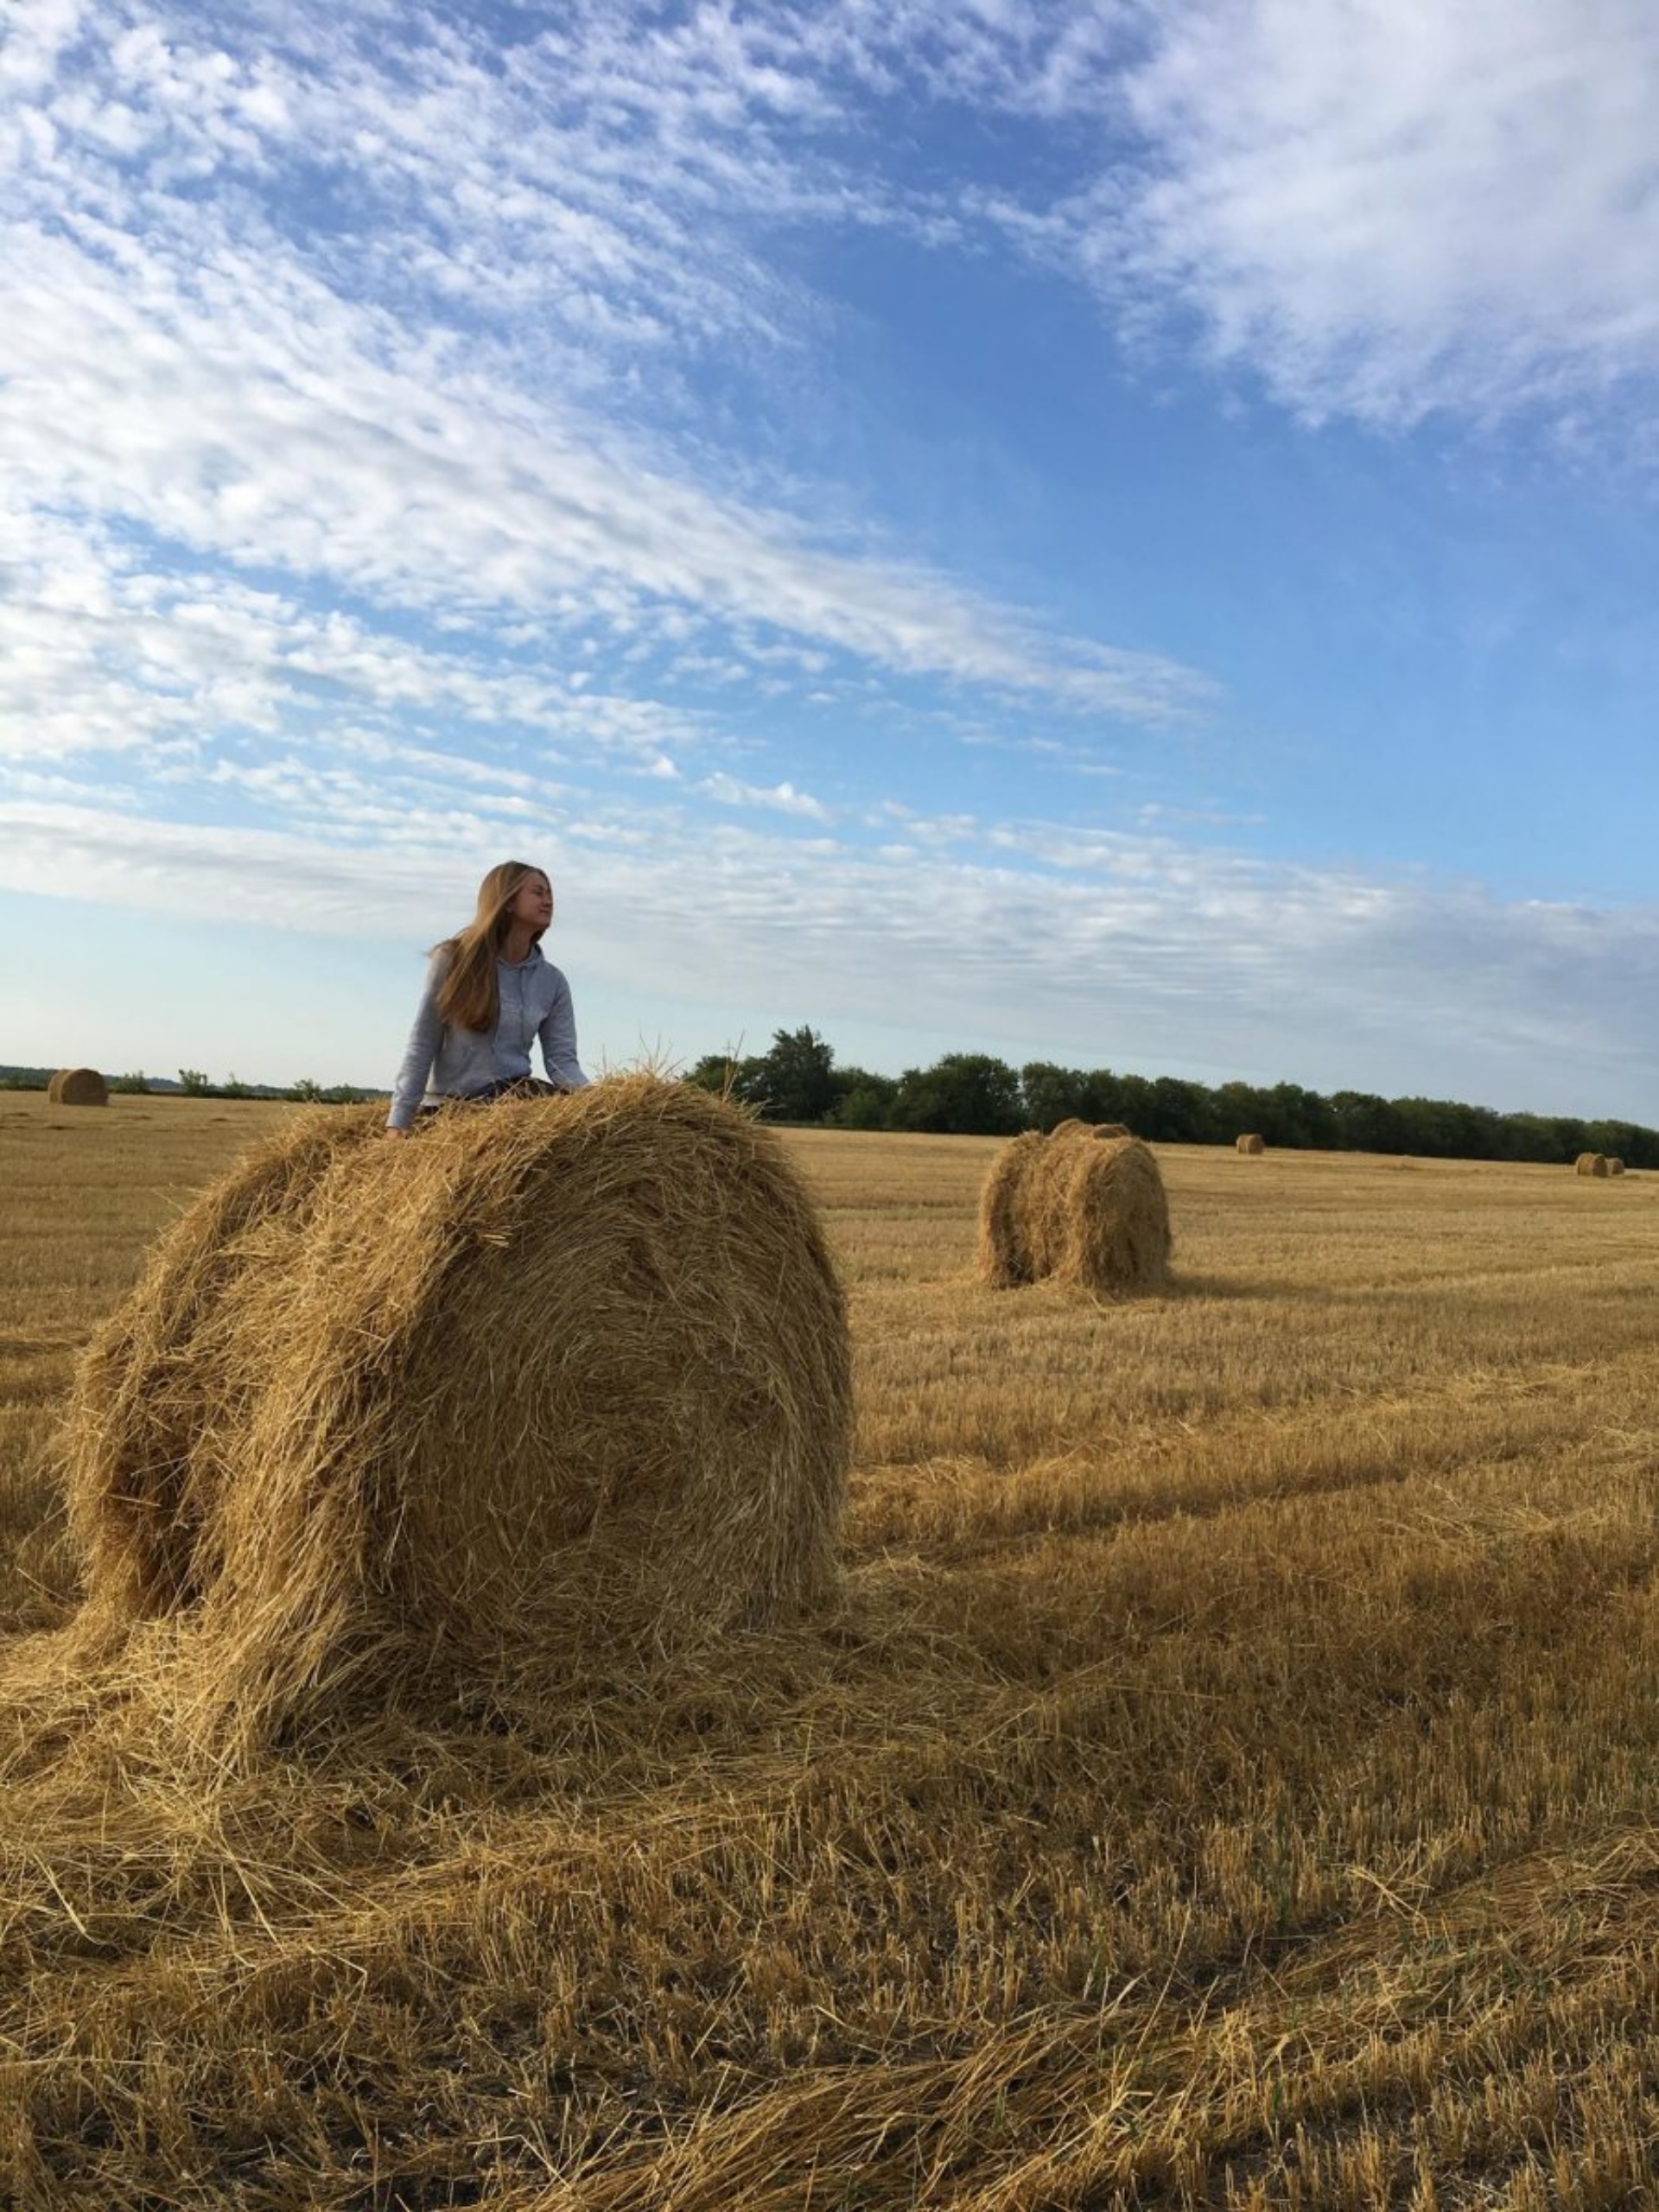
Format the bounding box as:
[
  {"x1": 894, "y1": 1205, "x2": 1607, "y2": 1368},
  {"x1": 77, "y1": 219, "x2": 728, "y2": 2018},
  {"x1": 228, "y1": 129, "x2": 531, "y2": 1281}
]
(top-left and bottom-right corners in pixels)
[{"x1": 434, "y1": 861, "x2": 549, "y2": 1035}]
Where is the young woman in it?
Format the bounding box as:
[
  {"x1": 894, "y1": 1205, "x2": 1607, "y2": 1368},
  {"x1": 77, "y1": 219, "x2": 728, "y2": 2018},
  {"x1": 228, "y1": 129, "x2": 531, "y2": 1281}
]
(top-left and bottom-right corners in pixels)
[{"x1": 385, "y1": 861, "x2": 589, "y2": 1134}]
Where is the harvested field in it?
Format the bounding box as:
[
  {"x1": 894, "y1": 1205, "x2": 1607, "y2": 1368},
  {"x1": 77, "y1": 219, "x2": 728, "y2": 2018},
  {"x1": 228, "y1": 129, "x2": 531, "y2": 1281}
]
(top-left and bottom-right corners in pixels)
[{"x1": 5, "y1": 1091, "x2": 1659, "y2": 2209}]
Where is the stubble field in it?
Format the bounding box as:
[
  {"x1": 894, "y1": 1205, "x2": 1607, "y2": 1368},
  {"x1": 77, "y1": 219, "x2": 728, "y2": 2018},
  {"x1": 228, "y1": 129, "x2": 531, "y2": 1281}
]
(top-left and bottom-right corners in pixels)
[{"x1": 3, "y1": 1091, "x2": 1659, "y2": 2209}]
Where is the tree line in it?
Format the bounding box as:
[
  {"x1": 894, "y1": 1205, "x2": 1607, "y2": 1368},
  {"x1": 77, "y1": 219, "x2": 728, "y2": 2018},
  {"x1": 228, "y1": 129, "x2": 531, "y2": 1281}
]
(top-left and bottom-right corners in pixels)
[
  {"x1": 687, "y1": 1028, "x2": 1659, "y2": 1167},
  {"x1": 7, "y1": 1038, "x2": 1650, "y2": 1166}
]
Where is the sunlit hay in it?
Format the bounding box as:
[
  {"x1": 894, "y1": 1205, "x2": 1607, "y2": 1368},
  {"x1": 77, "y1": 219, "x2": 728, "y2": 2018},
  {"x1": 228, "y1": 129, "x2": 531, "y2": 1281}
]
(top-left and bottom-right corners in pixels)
[
  {"x1": 976, "y1": 1131, "x2": 1047, "y2": 1287},
  {"x1": 48, "y1": 1077, "x2": 851, "y2": 1759},
  {"x1": 1049, "y1": 1118, "x2": 1091, "y2": 1138},
  {"x1": 977, "y1": 1130, "x2": 1170, "y2": 1295},
  {"x1": 46, "y1": 1068, "x2": 107, "y2": 1107},
  {"x1": 64, "y1": 1106, "x2": 385, "y2": 1637},
  {"x1": 1236, "y1": 1133, "x2": 1266, "y2": 1155},
  {"x1": 1092, "y1": 1122, "x2": 1131, "y2": 1139},
  {"x1": 1606, "y1": 1157, "x2": 1626, "y2": 1176},
  {"x1": 1575, "y1": 1153, "x2": 1609, "y2": 1179}
]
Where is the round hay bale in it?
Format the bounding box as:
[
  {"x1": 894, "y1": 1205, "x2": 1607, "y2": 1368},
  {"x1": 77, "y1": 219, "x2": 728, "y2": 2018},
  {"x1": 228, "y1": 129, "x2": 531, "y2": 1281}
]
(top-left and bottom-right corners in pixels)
[
  {"x1": 47, "y1": 1067, "x2": 108, "y2": 1107},
  {"x1": 1575, "y1": 1152, "x2": 1609, "y2": 1178},
  {"x1": 60, "y1": 1077, "x2": 851, "y2": 1751},
  {"x1": 1236, "y1": 1133, "x2": 1265, "y2": 1156},
  {"x1": 1049, "y1": 1117, "x2": 1091, "y2": 1138},
  {"x1": 977, "y1": 1130, "x2": 1170, "y2": 1295},
  {"x1": 1606, "y1": 1156, "x2": 1626, "y2": 1176},
  {"x1": 1091, "y1": 1122, "x2": 1132, "y2": 1140}
]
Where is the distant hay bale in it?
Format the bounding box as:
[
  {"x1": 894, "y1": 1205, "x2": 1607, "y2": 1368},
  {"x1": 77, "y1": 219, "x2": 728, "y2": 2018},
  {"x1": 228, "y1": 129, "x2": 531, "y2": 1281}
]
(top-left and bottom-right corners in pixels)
[
  {"x1": 1049, "y1": 1118, "x2": 1091, "y2": 1138},
  {"x1": 47, "y1": 1068, "x2": 107, "y2": 1107},
  {"x1": 1091, "y1": 1122, "x2": 1132, "y2": 1139},
  {"x1": 58, "y1": 1076, "x2": 851, "y2": 1755},
  {"x1": 976, "y1": 1129, "x2": 1170, "y2": 1296},
  {"x1": 1236, "y1": 1133, "x2": 1265, "y2": 1156},
  {"x1": 1575, "y1": 1152, "x2": 1609, "y2": 1179},
  {"x1": 1606, "y1": 1157, "x2": 1626, "y2": 1176},
  {"x1": 1048, "y1": 1118, "x2": 1132, "y2": 1141}
]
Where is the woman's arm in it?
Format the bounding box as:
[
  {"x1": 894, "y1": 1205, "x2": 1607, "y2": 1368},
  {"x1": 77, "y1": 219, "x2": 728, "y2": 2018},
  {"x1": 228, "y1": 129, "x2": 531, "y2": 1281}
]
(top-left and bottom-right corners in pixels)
[
  {"x1": 386, "y1": 953, "x2": 449, "y2": 1130},
  {"x1": 537, "y1": 969, "x2": 589, "y2": 1091}
]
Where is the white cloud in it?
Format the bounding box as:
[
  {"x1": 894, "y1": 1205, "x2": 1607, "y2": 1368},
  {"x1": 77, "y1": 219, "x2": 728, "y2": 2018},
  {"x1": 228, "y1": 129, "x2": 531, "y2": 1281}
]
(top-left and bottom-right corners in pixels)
[
  {"x1": 701, "y1": 772, "x2": 830, "y2": 821},
  {"x1": 7, "y1": 796, "x2": 1659, "y2": 1116},
  {"x1": 0, "y1": 4, "x2": 1209, "y2": 731},
  {"x1": 1058, "y1": 0, "x2": 1659, "y2": 429},
  {"x1": 4, "y1": 1, "x2": 1651, "y2": 1115}
]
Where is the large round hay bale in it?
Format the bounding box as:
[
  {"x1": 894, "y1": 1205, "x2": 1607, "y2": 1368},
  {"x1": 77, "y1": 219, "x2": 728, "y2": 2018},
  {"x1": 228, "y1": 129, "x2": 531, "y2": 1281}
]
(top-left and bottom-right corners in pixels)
[
  {"x1": 60, "y1": 1077, "x2": 851, "y2": 1751},
  {"x1": 47, "y1": 1067, "x2": 107, "y2": 1106},
  {"x1": 976, "y1": 1129, "x2": 1170, "y2": 1295},
  {"x1": 1606, "y1": 1157, "x2": 1626, "y2": 1176},
  {"x1": 1236, "y1": 1133, "x2": 1265, "y2": 1156},
  {"x1": 1575, "y1": 1152, "x2": 1609, "y2": 1178}
]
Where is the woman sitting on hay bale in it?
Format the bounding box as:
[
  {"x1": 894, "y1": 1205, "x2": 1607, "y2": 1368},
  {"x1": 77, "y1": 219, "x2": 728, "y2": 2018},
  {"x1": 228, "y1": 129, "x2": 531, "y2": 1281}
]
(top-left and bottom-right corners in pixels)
[{"x1": 387, "y1": 860, "x2": 588, "y2": 1135}]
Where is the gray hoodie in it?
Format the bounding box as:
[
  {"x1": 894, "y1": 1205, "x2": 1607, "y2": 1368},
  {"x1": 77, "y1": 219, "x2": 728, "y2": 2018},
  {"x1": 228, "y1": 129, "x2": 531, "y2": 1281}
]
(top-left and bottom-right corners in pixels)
[{"x1": 387, "y1": 942, "x2": 589, "y2": 1129}]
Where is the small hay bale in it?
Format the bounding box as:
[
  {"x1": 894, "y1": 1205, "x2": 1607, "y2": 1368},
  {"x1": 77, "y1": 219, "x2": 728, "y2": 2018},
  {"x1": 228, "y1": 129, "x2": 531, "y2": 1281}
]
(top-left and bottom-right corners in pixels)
[
  {"x1": 977, "y1": 1129, "x2": 1170, "y2": 1295},
  {"x1": 1575, "y1": 1152, "x2": 1609, "y2": 1178},
  {"x1": 58, "y1": 1076, "x2": 851, "y2": 1754},
  {"x1": 1048, "y1": 1119, "x2": 1132, "y2": 1141},
  {"x1": 47, "y1": 1067, "x2": 107, "y2": 1107},
  {"x1": 1049, "y1": 1117, "x2": 1092, "y2": 1138},
  {"x1": 1606, "y1": 1156, "x2": 1626, "y2": 1176},
  {"x1": 1090, "y1": 1122, "x2": 1132, "y2": 1140},
  {"x1": 1236, "y1": 1133, "x2": 1265, "y2": 1156}
]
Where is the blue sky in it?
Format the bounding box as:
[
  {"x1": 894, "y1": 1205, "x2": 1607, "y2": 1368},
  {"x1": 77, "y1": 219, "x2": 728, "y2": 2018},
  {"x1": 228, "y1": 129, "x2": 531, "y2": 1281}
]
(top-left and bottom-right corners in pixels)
[{"x1": 3, "y1": 0, "x2": 1659, "y2": 1115}]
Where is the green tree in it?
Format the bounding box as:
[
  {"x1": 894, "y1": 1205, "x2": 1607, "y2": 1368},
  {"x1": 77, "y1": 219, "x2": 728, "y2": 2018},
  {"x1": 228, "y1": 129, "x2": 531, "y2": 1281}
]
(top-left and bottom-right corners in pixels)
[
  {"x1": 830, "y1": 1069, "x2": 898, "y2": 1129},
  {"x1": 110, "y1": 1071, "x2": 149, "y2": 1095},
  {"x1": 1329, "y1": 1090, "x2": 1404, "y2": 1154},
  {"x1": 1264, "y1": 1082, "x2": 1338, "y2": 1150},
  {"x1": 891, "y1": 1053, "x2": 1022, "y2": 1135},
  {"x1": 685, "y1": 1048, "x2": 771, "y2": 1107},
  {"x1": 1020, "y1": 1061, "x2": 1088, "y2": 1131},
  {"x1": 289, "y1": 1077, "x2": 324, "y2": 1103},
  {"x1": 178, "y1": 1068, "x2": 210, "y2": 1095},
  {"x1": 1147, "y1": 1075, "x2": 1209, "y2": 1143},
  {"x1": 1081, "y1": 1069, "x2": 1154, "y2": 1134},
  {"x1": 749, "y1": 1027, "x2": 838, "y2": 1123}
]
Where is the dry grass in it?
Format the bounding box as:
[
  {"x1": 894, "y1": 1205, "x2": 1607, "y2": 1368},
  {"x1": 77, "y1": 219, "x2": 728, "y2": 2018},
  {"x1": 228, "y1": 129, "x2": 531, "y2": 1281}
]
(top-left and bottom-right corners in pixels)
[{"x1": 4, "y1": 1095, "x2": 1659, "y2": 2208}]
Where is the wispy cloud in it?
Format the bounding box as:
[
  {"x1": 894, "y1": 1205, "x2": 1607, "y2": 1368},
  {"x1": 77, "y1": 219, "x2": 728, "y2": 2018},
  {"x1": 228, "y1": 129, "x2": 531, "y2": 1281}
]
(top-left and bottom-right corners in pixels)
[
  {"x1": 701, "y1": 773, "x2": 830, "y2": 821},
  {"x1": 1, "y1": 3, "x2": 1209, "y2": 741},
  {"x1": 1040, "y1": 0, "x2": 1659, "y2": 430},
  {"x1": 8, "y1": 795, "x2": 1659, "y2": 1116},
  {"x1": 6, "y1": 1, "x2": 1654, "y2": 1114}
]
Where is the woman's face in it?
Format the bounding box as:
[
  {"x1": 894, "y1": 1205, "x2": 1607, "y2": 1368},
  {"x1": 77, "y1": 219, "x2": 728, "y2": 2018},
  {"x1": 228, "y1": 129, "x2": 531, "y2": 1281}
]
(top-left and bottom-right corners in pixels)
[{"x1": 509, "y1": 871, "x2": 554, "y2": 932}]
